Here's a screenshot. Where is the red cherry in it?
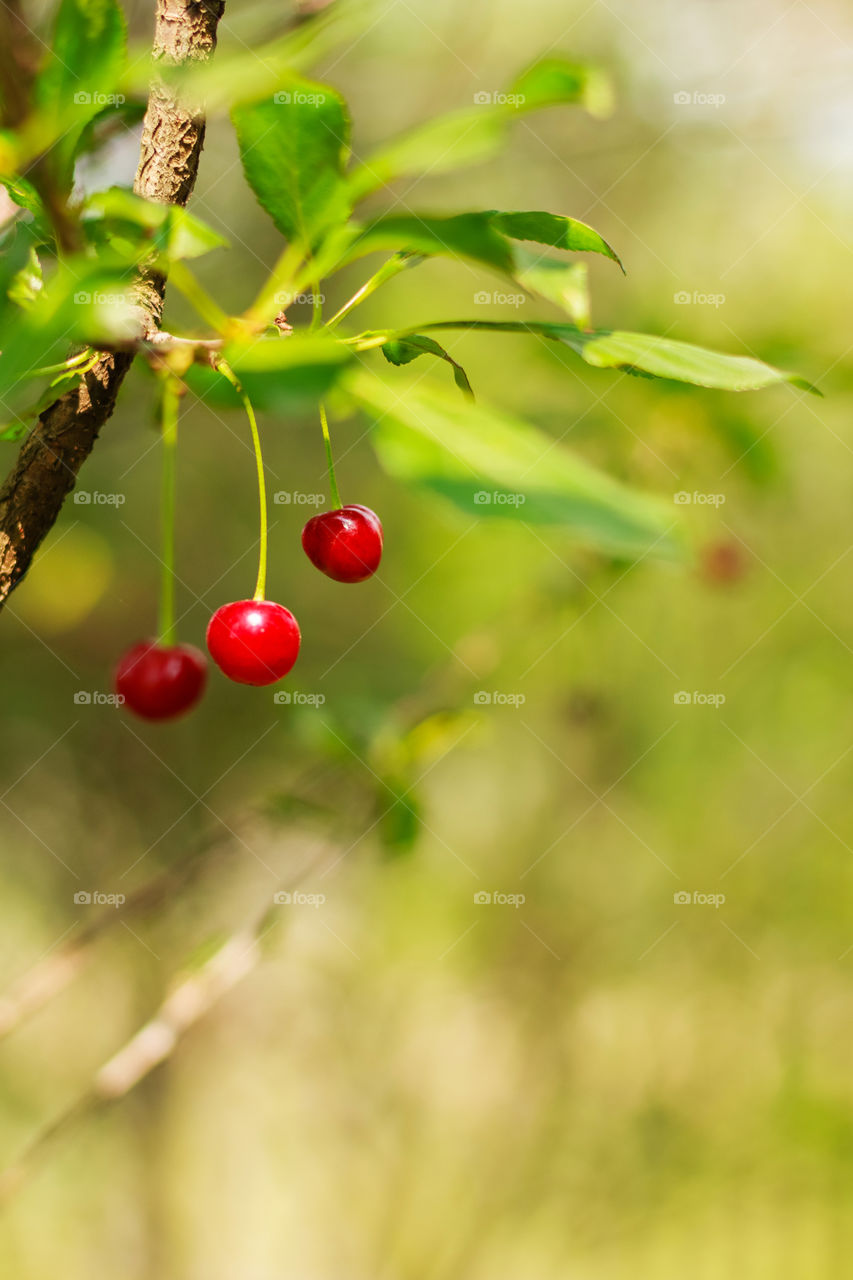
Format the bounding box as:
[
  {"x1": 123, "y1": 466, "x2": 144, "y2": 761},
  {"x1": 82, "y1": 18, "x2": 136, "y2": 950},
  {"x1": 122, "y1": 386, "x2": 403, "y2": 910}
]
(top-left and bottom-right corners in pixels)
[
  {"x1": 302, "y1": 504, "x2": 383, "y2": 583},
  {"x1": 206, "y1": 599, "x2": 300, "y2": 686},
  {"x1": 114, "y1": 641, "x2": 207, "y2": 721}
]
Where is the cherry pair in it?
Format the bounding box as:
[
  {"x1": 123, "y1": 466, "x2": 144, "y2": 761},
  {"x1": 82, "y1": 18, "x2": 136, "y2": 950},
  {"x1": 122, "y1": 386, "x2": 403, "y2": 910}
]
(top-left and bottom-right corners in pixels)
[
  {"x1": 114, "y1": 598, "x2": 300, "y2": 721},
  {"x1": 114, "y1": 504, "x2": 383, "y2": 721},
  {"x1": 207, "y1": 504, "x2": 383, "y2": 682}
]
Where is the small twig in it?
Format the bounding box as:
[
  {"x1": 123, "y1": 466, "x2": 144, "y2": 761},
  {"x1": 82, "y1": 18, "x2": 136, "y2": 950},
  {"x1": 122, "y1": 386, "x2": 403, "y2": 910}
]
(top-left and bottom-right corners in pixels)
[{"x1": 145, "y1": 332, "x2": 224, "y2": 352}]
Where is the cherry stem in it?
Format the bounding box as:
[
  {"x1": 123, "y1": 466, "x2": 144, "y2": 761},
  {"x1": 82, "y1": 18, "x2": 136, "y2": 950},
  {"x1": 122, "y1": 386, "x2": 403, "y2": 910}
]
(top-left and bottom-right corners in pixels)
[
  {"x1": 325, "y1": 253, "x2": 416, "y2": 330},
  {"x1": 158, "y1": 376, "x2": 180, "y2": 647},
  {"x1": 218, "y1": 360, "x2": 268, "y2": 601},
  {"x1": 168, "y1": 261, "x2": 232, "y2": 335},
  {"x1": 319, "y1": 401, "x2": 342, "y2": 510}
]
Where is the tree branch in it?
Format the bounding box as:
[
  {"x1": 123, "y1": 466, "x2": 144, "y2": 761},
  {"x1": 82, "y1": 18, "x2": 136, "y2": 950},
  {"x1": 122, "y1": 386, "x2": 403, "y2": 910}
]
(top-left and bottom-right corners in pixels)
[{"x1": 0, "y1": 0, "x2": 226, "y2": 610}]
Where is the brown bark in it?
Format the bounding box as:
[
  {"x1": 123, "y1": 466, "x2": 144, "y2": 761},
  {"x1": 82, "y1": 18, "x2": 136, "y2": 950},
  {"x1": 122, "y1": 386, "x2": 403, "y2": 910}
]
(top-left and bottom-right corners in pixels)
[
  {"x1": 0, "y1": 0, "x2": 226, "y2": 609},
  {"x1": 0, "y1": 0, "x2": 39, "y2": 130}
]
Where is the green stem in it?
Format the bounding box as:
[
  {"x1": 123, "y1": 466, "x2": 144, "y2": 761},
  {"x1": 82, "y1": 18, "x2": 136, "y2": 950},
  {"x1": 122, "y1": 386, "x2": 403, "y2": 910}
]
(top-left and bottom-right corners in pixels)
[
  {"x1": 219, "y1": 361, "x2": 268, "y2": 601},
  {"x1": 169, "y1": 261, "x2": 232, "y2": 334},
  {"x1": 158, "y1": 377, "x2": 180, "y2": 647},
  {"x1": 30, "y1": 348, "x2": 95, "y2": 379},
  {"x1": 319, "y1": 402, "x2": 342, "y2": 509},
  {"x1": 325, "y1": 253, "x2": 416, "y2": 330},
  {"x1": 244, "y1": 241, "x2": 305, "y2": 329}
]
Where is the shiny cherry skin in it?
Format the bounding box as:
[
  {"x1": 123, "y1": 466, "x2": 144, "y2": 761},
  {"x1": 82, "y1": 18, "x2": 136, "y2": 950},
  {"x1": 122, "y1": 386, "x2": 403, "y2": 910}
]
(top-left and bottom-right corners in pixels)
[
  {"x1": 301, "y1": 504, "x2": 383, "y2": 583},
  {"x1": 206, "y1": 599, "x2": 301, "y2": 686},
  {"x1": 114, "y1": 641, "x2": 207, "y2": 721}
]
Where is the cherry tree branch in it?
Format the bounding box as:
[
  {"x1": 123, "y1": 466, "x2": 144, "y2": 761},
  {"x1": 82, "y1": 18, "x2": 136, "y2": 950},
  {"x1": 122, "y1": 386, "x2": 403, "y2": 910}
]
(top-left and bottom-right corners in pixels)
[{"x1": 0, "y1": 0, "x2": 227, "y2": 610}]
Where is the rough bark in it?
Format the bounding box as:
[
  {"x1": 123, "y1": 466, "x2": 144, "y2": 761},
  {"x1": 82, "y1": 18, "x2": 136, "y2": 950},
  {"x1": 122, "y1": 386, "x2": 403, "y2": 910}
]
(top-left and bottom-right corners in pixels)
[{"x1": 0, "y1": 0, "x2": 226, "y2": 609}]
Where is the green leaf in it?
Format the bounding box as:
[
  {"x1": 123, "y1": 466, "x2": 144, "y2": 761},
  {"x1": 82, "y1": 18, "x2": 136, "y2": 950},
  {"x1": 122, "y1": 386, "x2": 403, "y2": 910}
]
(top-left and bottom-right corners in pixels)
[
  {"x1": 34, "y1": 0, "x2": 127, "y2": 191},
  {"x1": 0, "y1": 221, "x2": 43, "y2": 298},
  {"x1": 350, "y1": 371, "x2": 682, "y2": 560},
  {"x1": 0, "y1": 176, "x2": 47, "y2": 223},
  {"x1": 347, "y1": 57, "x2": 614, "y2": 202},
  {"x1": 184, "y1": 337, "x2": 354, "y2": 412},
  {"x1": 74, "y1": 98, "x2": 146, "y2": 163},
  {"x1": 232, "y1": 81, "x2": 351, "y2": 249},
  {"x1": 382, "y1": 334, "x2": 473, "y2": 397},
  {"x1": 318, "y1": 210, "x2": 618, "y2": 311},
  {"x1": 510, "y1": 56, "x2": 614, "y2": 118},
  {"x1": 7, "y1": 246, "x2": 43, "y2": 308},
  {"x1": 82, "y1": 188, "x2": 228, "y2": 261},
  {"x1": 348, "y1": 108, "x2": 507, "y2": 202},
  {"x1": 0, "y1": 253, "x2": 141, "y2": 406},
  {"x1": 377, "y1": 321, "x2": 819, "y2": 394},
  {"x1": 555, "y1": 327, "x2": 821, "y2": 393},
  {"x1": 0, "y1": 420, "x2": 29, "y2": 442},
  {"x1": 490, "y1": 210, "x2": 623, "y2": 270},
  {"x1": 513, "y1": 252, "x2": 590, "y2": 327},
  {"x1": 340, "y1": 213, "x2": 516, "y2": 276},
  {"x1": 0, "y1": 358, "x2": 95, "y2": 441}
]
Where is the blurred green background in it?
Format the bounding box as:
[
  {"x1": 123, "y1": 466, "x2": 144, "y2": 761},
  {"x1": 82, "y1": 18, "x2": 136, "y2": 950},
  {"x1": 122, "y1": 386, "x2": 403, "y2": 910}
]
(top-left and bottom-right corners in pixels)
[{"x1": 2, "y1": 0, "x2": 853, "y2": 1275}]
